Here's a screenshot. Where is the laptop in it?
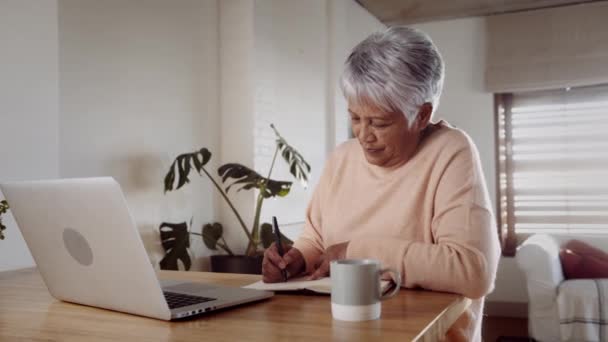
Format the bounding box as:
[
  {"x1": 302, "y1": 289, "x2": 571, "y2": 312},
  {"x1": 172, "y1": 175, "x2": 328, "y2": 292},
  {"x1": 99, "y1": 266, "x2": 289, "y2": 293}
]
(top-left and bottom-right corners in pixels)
[{"x1": 0, "y1": 177, "x2": 273, "y2": 321}]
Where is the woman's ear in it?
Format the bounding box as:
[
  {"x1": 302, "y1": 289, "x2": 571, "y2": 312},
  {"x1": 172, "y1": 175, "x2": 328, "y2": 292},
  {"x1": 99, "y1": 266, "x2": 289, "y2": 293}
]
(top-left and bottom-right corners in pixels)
[{"x1": 415, "y1": 103, "x2": 433, "y2": 130}]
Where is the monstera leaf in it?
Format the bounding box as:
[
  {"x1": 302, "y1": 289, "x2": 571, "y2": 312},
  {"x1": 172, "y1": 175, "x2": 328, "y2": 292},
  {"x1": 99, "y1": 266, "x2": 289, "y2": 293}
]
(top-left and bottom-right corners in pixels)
[
  {"x1": 260, "y1": 222, "x2": 293, "y2": 249},
  {"x1": 0, "y1": 200, "x2": 8, "y2": 240},
  {"x1": 202, "y1": 222, "x2": 223, "y2": 250},
  {"x1": 0, "y1": 200, "x2": 8, "y2": 214},
  {"x1": 271, "y1": 124, "x2": 311, "y2": 188},
  {"x1": 218, "y1": 163, "x2": 291, "y2": 199},
  {"x1": 159, "y1": 221, "x2": 191, "y2": 270},
  {"x1": 201, "y1": 222, "x2": 234, "y2": 255},
  {"x1": 164, "y1": 148, "x2": 212, "y2": 192}
]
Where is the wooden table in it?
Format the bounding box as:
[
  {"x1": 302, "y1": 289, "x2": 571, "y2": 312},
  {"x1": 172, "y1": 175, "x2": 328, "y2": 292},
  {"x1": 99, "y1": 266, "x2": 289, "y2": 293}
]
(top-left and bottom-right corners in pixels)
[{"x1": 0, "y1": 268, "x2": 470, "y2": 341}]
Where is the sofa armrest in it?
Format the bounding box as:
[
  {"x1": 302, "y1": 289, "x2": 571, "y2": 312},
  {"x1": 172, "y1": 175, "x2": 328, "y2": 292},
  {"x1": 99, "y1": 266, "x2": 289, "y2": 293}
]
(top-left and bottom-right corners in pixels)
[
  {"x1": 516, "y1": 234, "x2": 565, "y2": 304},
  {"x1": 516, "y1": 234, "x2": 564, "y2": 342}
]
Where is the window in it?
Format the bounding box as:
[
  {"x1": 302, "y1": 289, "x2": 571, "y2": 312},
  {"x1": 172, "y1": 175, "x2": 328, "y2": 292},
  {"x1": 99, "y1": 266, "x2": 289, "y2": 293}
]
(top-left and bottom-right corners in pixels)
[{"x1": 496, "y1": 85, "x2": 608, "y2": 256}]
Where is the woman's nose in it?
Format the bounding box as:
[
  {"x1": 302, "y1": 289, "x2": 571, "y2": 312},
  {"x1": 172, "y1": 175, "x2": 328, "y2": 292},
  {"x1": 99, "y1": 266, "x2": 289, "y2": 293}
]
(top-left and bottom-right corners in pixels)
[{"x1": 359, "y1": 123, "x2": 375, "y2": 142}]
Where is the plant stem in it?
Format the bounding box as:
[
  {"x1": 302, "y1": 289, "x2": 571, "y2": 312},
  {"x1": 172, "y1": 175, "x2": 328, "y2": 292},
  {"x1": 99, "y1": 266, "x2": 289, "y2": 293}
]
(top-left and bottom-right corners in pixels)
[
  {"x1": 246, "y1": 194, "x2": 265, "y2": 255},
  {"x1": 219, "y1": 237, "x2": 234, "y2": 255},
  {"x1": 191, "y1": 231, "x2": 235, "y2": 256},
  {"x1": 200, "y1": 167, "x2": 253, "y2": 243},
  {"x1": 246, "y1": 145, "x2": 280, "y2": 255},
  {"x1": 216, "y1": 241, "x2": 234, "y2": 255},
  {"x1": 266, "y1": 145, "x2": 280, "y2": 181}
]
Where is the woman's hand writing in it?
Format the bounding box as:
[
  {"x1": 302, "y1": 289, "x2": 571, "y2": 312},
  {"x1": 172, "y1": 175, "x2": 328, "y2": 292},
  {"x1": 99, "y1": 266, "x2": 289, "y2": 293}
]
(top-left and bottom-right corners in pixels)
[{"x1": 262, "y1": 243, "x2": 305, "y2": 283}]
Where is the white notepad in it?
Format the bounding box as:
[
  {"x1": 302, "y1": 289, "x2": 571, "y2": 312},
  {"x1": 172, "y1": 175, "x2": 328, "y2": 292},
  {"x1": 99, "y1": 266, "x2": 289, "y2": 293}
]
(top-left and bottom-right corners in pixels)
[{"x1": 243, "y1": 276, "x2": 393, "y2": 295}]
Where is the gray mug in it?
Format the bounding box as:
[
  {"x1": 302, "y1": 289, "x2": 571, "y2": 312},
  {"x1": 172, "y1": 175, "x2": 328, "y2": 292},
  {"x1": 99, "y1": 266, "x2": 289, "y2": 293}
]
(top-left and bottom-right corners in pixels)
[{"x1": 330, "y1": 259, "x2": 401, "y2": 321}]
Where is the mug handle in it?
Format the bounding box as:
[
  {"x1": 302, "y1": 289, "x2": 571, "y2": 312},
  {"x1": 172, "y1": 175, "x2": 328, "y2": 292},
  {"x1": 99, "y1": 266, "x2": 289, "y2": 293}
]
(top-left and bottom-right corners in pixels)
[{"x1": 379, "y1": 268, "x2": 401, "y2": 300}]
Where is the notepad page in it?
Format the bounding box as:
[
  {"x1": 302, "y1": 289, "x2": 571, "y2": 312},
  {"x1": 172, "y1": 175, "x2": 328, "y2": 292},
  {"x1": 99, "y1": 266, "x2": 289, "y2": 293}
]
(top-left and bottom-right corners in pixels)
[
  {"x1": 243, "y1": 277, "x2": 392, "y2": 295},
  {"x1": 243, "y1": 276, "x2": 332, "y2": 293}
]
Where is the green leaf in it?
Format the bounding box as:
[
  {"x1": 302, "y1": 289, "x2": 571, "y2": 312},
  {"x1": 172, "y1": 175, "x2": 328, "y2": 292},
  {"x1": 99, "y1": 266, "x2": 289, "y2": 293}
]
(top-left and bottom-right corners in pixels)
[
  {"x1": 260, "y1": 222, "x2": 293, "y2": 249},
  {"x1": 217, "y1": 163, "x2": 292, "y2": 198},
  {"x1": 202, "y1": 222, "x2": 223, "y2": 250},
  {"x1": 0, "y1": 200, "x2": 8, "y2": 215},
  {"x1": 271, "y1": 124, "x2": 311, "y2": 188},
  {"x1": 177, "y1": 157, "x2": 191, "y2": 189},
  {"x1": 192, "y1": 148, "x2": 211, "y2": 173},
  {"x1": 158, "y1": 222, "x2": 191, "y2": 270},
  {"x1": 164, "y1": 148, "x2": 212, "y2": 193},
  {"x1": 0, "y1": 200, "x2": 8, "y2": 240},
  {"x1": 164, "y1": 164, "x2": 175, "y2": 193}
]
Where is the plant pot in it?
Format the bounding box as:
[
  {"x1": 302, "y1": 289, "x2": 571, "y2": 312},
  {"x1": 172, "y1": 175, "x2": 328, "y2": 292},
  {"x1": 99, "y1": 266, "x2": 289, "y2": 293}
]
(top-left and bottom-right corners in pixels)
[{"x1": 209, "y1": 255, "x2": 263, "y2": 275}]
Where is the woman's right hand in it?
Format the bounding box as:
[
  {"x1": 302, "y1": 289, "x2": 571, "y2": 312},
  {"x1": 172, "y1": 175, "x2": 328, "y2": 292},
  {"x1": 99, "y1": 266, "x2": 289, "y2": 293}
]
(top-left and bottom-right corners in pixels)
[{"x1": 262, "y1": 243, "x2": 305, "y2": 283}]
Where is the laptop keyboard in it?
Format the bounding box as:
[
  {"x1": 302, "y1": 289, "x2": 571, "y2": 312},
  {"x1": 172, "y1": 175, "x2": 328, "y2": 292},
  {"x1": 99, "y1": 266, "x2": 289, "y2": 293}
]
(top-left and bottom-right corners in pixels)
[{"x1": 163, "y1": 291, "x2": 215, "y2": 309}]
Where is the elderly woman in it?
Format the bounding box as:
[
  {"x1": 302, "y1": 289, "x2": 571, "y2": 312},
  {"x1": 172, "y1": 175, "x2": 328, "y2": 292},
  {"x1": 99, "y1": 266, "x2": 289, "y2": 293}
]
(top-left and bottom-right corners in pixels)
[{"x1": 263, "y1": 26, "x2": 500, "y2": 341}]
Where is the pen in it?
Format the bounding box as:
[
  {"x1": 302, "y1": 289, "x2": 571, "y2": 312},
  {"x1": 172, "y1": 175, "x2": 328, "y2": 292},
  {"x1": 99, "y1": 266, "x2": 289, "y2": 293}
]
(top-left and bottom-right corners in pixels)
[{"x1": 272, "y1": 216, "x2": 288, "y2": 282}]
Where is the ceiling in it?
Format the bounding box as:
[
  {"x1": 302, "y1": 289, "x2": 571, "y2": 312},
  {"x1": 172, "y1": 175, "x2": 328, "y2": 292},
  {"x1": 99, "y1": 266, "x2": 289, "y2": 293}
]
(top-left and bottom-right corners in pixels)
[{"x1": 356, "y1": 0, "x2": 606, "y2": 25}]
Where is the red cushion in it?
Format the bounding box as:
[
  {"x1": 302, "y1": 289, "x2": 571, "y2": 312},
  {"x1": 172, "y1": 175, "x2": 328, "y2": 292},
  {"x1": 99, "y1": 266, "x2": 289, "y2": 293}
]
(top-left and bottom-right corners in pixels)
[{"x1": 560, "y1": 240, "x2": 608, "y2": 279}]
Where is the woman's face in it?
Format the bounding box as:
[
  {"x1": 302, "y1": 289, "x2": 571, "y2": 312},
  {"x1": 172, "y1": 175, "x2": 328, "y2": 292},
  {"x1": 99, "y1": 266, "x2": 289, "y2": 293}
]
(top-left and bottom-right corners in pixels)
[{"x1": 349, "y1": 101, "x2": 425, "y2": 168}]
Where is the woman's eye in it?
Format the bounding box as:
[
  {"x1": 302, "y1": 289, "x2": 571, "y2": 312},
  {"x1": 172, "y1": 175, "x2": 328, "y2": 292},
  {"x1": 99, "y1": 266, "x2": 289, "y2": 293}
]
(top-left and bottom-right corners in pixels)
[
  {"x1": 351, "y1": 117, "x2": 360, "y2": 122},
  {"x1": 373, "y1": 123, "x2": 390, "y2": 128}
]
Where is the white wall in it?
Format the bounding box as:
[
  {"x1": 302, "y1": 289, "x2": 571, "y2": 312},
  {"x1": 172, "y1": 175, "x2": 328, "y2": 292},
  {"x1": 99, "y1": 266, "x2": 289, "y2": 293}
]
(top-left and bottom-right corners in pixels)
[
  {"x1": 253, "y1": 0, "x2": 329, "y2": 229},
  {"x1": 0, "y1": 0, "x2": 59, "y2": 272},
  {"x1": 412, "y1": 18, "x2": 528, "y2": 304},
  {"x1": 218, "y1": 0, "x2": 256, "y2": 254},
  {"x1": 58, "y1": 0, "x2": 220, "y2": 270}
]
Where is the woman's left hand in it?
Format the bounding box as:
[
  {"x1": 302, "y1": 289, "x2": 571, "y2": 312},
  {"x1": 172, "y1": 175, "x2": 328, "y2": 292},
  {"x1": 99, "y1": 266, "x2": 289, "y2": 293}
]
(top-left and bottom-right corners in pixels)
[{"x1": 310, "y1": 241, "x2": 349, "y2": 280}]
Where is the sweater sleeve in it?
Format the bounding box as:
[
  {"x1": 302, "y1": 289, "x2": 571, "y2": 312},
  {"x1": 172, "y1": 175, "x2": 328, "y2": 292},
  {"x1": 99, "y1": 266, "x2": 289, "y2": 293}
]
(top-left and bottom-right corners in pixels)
[
  {"x1": 293, "y1": 187, "x2": 324, "y2": 275},
  {"x1": 346, "y1": 140, "x2": 501, "y2": 299},
  {"x1": 293, "y1": 154, "x2": 336, "y2": 274}
]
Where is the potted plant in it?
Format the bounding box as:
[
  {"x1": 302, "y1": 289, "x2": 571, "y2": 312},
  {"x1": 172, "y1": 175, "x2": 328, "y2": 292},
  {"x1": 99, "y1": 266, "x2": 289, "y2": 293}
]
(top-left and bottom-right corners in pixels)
[
  {"x1": 0, "y1": 200, "x2": 9, "y2": 240},
  {"x1": 159, "y1": 124, "x2": 310, "y2": 274}
]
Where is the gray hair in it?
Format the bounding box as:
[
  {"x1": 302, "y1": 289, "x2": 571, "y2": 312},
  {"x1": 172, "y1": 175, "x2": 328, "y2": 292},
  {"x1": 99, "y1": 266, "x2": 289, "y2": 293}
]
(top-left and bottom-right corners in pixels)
[{"x1": 340, "y1": 26, "x2": 445, "y2": 127}]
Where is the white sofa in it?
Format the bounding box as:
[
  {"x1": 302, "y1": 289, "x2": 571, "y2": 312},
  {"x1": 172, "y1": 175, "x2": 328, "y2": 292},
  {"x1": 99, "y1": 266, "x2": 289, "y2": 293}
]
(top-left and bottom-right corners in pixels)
[{"x1": 517, "y1": 234, "x2": 608, "y2": 342}]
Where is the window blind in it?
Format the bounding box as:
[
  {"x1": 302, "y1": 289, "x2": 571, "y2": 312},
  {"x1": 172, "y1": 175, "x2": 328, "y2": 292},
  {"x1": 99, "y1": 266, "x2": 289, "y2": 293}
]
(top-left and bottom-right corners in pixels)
[
  {"x1": 486, "y1": 1, "x2": 608, "y2": 93},
  {"x1": 497, "y1": 85, "x2": 608, "y2": 251}
]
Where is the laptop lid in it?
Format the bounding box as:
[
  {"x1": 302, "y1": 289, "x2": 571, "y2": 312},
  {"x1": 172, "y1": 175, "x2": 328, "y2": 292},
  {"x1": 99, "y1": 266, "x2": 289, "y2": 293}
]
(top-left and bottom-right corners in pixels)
[{"x1": 1, "y1": 177, "x2": 172, "y2": 320}]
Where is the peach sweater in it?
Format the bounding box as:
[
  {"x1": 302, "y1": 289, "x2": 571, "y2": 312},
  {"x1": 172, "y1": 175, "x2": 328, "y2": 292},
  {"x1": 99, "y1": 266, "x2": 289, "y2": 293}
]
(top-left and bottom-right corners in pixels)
[{"x1": 293, "y1": 121, "x2": 500, "y2": 341}]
